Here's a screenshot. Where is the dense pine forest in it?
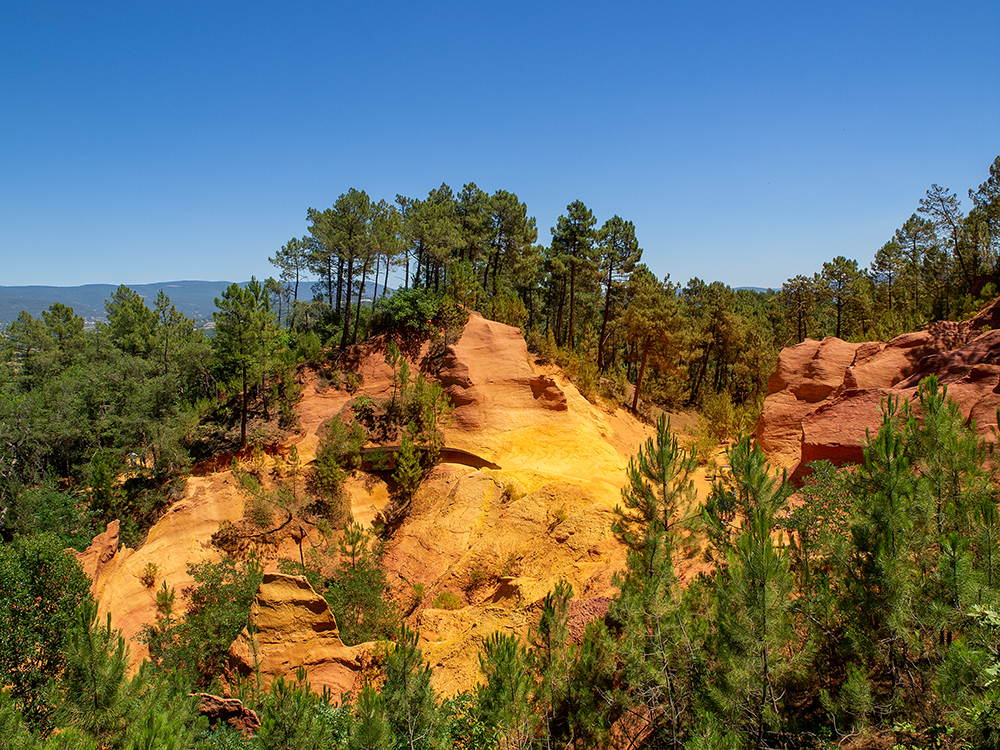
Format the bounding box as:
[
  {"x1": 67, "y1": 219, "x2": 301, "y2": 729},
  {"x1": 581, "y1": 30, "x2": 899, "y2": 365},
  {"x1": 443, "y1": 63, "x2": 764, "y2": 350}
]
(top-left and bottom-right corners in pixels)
[{"x1": 0, "y1": 156, "x2": 998, "y2": 749}]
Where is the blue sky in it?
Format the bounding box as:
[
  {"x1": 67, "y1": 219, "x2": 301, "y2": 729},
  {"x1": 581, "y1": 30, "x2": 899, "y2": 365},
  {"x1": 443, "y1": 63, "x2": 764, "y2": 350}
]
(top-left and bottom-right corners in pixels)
[{"x1": 2, "y1": 1, "x2": 998, "y2": 290}]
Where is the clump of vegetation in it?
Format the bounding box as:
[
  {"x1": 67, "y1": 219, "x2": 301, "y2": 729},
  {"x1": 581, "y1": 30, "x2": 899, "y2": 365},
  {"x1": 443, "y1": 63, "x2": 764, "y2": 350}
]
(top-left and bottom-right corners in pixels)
[
  {"x1": 140, "y1": 555, "x2": 264, "y2": 688},
  {"x1": 309, "y1": 417, "x2": 365, "y2": 525},
  {"x1": 547, "y1": 507, "x2": 568, "y2": 531},
  {"x1": 431, "y1": 591, "x2": 463, "y2": 610},
  {"x1": 140, "y1": 562, "x2": 158, "y2": 588},
  {"x1": 281, "y1": 520, "x2": 400, "y2": 647},
  {"x1": 369, "y1": 287, "x2": 443, "y2": 337}
]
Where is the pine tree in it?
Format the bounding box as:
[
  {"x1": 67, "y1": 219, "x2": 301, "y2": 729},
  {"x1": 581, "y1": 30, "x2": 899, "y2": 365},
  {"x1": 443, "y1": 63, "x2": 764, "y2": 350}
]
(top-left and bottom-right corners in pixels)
[
  {"x1": 0, "y1": 687, "x2": 43, "y2": 750},
  {"x1": 475, "y1": 632, "x2": 536, "y2": 749},
  {"x1": 529, "y1": 579, "x2": 574, "y2": 745},
  {"x1": 703, "y1": 437, "x2": 797, "y2": 750},
  {"x1": 609, "y1": 415, "x2": 701, "y2": 748},
  {"x1": 612, "y1": 414, "x2": 697, "y2": 564},
  {"x1": 382, "y1": 625, "x2": 444, "y2": 750},
  {"x1": 50, "y1": 601, "x2": 199, "y2": 750},
  {"x1": 213, "y1": 277, "x2": 279, "y2": 447},
  {"x1": 255, "y1": 669, "x2": 349, "y2": 750},
  {"x1": 550, "y1": 201, "x2": 598, "y2": 348},
  {"x1": 389, "y1": 434, "x2": 423, "y2": 520},
  {"x1": 348, "y1": 684, "x2": 392, "y2": 750},
  {"x1": 843, "y1": 397, "x2": 918, "y2": 697}
]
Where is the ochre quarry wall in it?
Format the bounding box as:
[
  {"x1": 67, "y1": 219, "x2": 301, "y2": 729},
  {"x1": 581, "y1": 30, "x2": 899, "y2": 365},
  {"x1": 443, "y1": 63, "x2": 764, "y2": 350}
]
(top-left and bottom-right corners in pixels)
[
  {"x1": 80, "y1": 310, "x2": 720, "y2": 697},
  {"x1": 757, "y1": 299, "x2": 1000, "y2": 482}
]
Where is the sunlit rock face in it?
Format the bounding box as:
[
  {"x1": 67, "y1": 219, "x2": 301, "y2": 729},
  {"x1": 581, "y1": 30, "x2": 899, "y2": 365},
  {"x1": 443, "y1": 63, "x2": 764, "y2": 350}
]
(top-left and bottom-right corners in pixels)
[
  {"x1": 227, "y1": 574, "x2": 368, "y2": 700},
  {"x1": 758, "y1": 299, "x2": 1000, "y2": 482}
]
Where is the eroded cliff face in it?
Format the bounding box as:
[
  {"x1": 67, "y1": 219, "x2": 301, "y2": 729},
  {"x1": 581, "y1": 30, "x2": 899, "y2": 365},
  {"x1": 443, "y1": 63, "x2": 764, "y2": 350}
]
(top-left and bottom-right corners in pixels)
[
  {"x1": 227, "y1": 574, "x2": 370, "y2": 700},
  {"x1": 757, "y1": 299, "x2": 1000, "y2": 481},
  {"x1": 81, "y1": 311, "x2": 707, "y2": 696}
]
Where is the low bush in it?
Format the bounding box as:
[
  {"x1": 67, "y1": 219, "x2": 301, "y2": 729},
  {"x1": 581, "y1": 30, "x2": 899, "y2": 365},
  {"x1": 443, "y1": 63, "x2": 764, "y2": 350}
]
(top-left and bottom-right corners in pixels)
[
  {"x1": 370, "y1": 288, "x2": 442, "y2": 336},
  {"x1": 431, "y1": 591, "x2": 463, "y2": 610}
]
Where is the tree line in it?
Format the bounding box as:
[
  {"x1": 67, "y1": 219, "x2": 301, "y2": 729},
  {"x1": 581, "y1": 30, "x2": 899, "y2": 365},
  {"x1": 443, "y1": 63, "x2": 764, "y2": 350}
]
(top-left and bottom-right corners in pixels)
[{"x1": 779, "y1": 156, "x2": 1000, "y2": 343}]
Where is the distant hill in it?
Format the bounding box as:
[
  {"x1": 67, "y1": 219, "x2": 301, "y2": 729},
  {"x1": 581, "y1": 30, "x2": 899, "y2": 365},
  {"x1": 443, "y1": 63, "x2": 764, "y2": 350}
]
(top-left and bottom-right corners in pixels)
[
  {"x1": 0, "y1": 280, "x2": 394, "y2": 328},
  {"x1": 0, "y1": 281, "x2": 239, "y2": 327}
]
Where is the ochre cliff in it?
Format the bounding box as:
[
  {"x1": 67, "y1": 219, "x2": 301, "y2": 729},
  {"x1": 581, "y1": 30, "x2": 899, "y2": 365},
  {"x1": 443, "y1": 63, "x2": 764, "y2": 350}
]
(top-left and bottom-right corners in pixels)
[
  {"x1": 227, "y1": 573, "x2": 369, "y2": 699},
  {"x1": 757, "y1": 299, "x2": 1000, "y2": 481},
  {"x1": 80, "y1": 311, "x2": 715, "y2": 696}
]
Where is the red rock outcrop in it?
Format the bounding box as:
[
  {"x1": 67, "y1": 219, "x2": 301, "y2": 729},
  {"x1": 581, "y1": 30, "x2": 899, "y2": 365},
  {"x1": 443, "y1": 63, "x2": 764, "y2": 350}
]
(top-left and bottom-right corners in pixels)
[
  {"x1": 758, "y1": 299, "x2": 1000, "y2": 481},
  {"x1": 73, "y1": 519, "x2": 121, "y2": 591},
  {"x1": 227, "y1": 574, "x2": 367, "y2": 700},
  {"x1": 757, "y1": 337, "x2": 863, "y2": 466},
  {"x1": 197, "y1": 693, "x2": 261, "y2": 735}
]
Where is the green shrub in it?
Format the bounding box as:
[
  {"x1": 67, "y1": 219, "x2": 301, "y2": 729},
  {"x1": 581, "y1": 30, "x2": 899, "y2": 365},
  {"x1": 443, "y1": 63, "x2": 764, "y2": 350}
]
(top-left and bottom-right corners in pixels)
[
  {"x1": 576, "y1": 357, "x2": 599, "y2": 402},
  {"x1": 5, "y1": 483, "x2": 96, "y2": 551},
  {"x1": 370, "y1": 288, "x2": 442, "y2": 335},
  {"x1": 294, "y1": 330, "x2": 323, "y2": 362},
  {"x1": 600, "y1": 367, "x2": 629, "y2": 406},
  {"x1": 243, "y1": 494, "x2": 274, "y2": 529},
  {"x1": 483, "y1": 290, "x2": 528, "y2": 328},
  {"x1": 431, "y1": 591, "x2": 463, "y2": 610},
  {"x1": 0, "y1": 534, "x2": 92, "y2": 728},
  {"x1": 141, "y1": 555, "x2": 264, "y2": 688},
  {"x1": 322, "y1": 522, "x2": 400, "y2": 645},
  {"x1": 309, "y1": 418, "x2": 366, "y2": 524},
  {"x1": 525, "y1": 328, "x2": 558, "y2": 364}
]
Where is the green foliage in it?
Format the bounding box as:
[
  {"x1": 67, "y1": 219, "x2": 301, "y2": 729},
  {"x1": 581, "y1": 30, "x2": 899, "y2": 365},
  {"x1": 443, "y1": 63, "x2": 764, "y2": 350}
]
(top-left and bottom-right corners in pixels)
[
  {"x1": 382, "y1": 624, "x2": 446, "y2": 750},
  {"x1": 0, "y1": 533, "x2": 92, "y2": 728},
  {"x1": 370, "y1": 288, "x2": 442, "y2": 336},
  {"x1": 475, "y1": 632, "x2": 535, "y2": 748},
  {"x1": 214, "y1": 277, "x2": 281, "y2": 448},
  {"x1": 310, "y1": 417, "x2": 366, "y2": 524},
  {"x1": 105, "y1": 285, "x2": 157, "y2": 358},
  {"x1": 347, "y1": 684, "x2": 392, "y2": 750},
  {"x1": 613, "y1": 414, "x2": 697, "y2": 561},
  {"x1": 142, "y1": 555, "x2": 263, "y2": 688},
  {"x1": 430, "y1": 591, "x2": 462, "y2": 610},
  {"x1": 703, "y1": 437, "x2": 799, "y2": 747},
  {"x1": 49, "y1": 600, "x2": 200, "y2": 750},
  {"x1": 0, "y1": 687, "x2": 46, "y2": 750},
  {"x1": 1, "y1": 289, "x2": 211, "y2": 550},
  {"x1": 3, "y1": 482, "x2": 95, "y2": 550},
  {"x1": 387, "y1": 434, "x2": 423, "y2": 524},
  {"x1": 608, "y1": 415, "x2": 705, "y2": 748},
  {"x1": 321, "y1": 521, "x2": 400, "y2": 646},
  {"x1": 255, "y1": 669, "x2": 351, "y2": 750},
  {"x1": 699, "y1": 390, "x2": 758, "y2": 442}
]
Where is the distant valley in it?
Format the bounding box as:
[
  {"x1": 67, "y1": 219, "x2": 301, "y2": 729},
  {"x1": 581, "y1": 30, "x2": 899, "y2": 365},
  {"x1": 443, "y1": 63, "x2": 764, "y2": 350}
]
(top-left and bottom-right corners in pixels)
[
  {"x1": 0, "y1": 280, "x2": 392, "y2": 328},
  {"x1": 0, "y1": 280, "x2": 239, "y2": 327}
]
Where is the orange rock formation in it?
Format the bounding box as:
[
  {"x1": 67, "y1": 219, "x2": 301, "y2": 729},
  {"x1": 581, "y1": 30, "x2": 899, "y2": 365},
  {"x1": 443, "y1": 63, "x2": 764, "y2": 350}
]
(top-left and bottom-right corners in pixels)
[
  {"x1": 80, "y1": 310, "x2": 713, "y2": 696},
  {"x1": 227, "y1": 574, "x2": 369, "y2": 699},
  {"x1": 757, "y1": 299, "x2": 1000, "y2": 481}
]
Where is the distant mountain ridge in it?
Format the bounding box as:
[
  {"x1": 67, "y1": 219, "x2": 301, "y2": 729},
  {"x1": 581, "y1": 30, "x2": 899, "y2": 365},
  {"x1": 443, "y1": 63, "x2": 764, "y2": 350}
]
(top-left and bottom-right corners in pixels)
[
  {"x1": 0, "y1": 281, "x2": 239, "y2": 327},
  {"x1": 0, "y1": 279, "x2": 394, "y2": 328}
]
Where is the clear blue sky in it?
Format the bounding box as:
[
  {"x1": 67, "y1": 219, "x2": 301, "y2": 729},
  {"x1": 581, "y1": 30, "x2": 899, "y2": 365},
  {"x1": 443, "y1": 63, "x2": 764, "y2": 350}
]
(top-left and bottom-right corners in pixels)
[{"x1": 2, "y1": 1, "x2": 998, "y2": 290}]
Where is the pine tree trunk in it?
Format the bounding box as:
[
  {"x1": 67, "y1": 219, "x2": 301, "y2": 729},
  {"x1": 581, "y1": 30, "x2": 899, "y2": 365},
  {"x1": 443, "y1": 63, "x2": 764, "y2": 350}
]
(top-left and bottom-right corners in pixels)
[
  {"x1": 568, "y1": 260, "x2": 577, "y2": 349},
  {"x1": 341, "y1": 254, "x2": 355, "y2": 349},
  {"x1": 353, "y1": 260, "x2": 369, "y2": 344},
  {"x1": 632, "y1": 340, "x2": 649, "y2": 412},
  {"x1": 598, "y1": 267, "x2": 613, "y2": 371},
  {"x1": 240, "y1": 360, "x2": 248, "y2": 448}
]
